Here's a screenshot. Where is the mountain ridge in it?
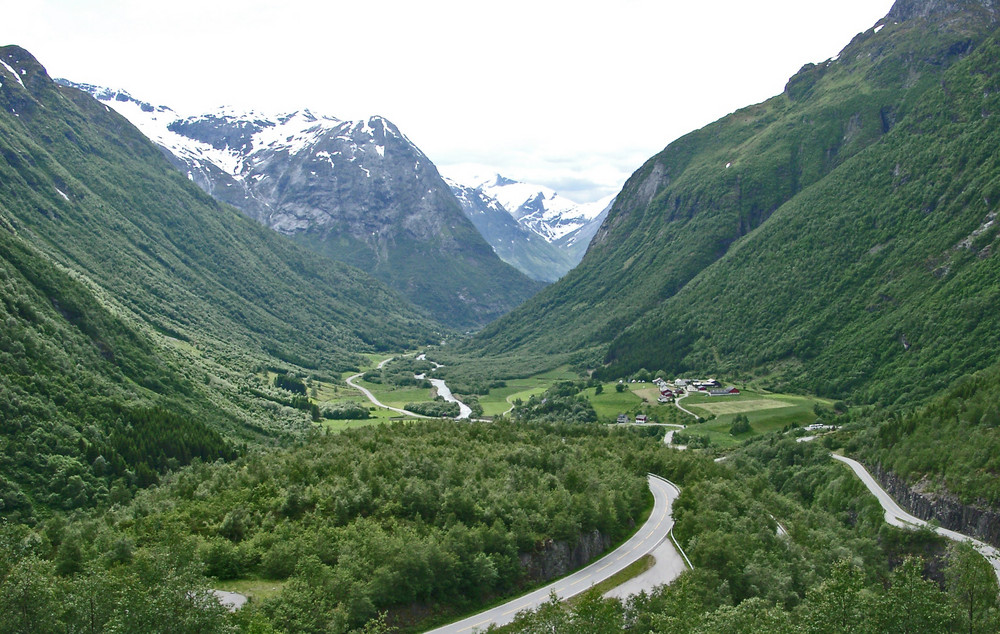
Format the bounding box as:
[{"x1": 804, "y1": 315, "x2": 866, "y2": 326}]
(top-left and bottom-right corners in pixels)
[
  {"x1": 466, "y1": 0, "x2": 1000, "y2": 402},
  {"x1": 57, "y1": 81, "x2": 542, "y2": 328}
]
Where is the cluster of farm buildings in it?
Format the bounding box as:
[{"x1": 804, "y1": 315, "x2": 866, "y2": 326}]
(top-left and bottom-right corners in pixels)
[
  {"x1": 654, "y1": 377, "x2": 740, "y2": 402},
  {"x1": 616, "y1": 377, "x2": 741, "y2": 424}
]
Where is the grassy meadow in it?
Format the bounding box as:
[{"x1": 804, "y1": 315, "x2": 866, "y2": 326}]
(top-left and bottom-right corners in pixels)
[{"x1": 678, "y1": 389, "x2": 831, "y2": 447}]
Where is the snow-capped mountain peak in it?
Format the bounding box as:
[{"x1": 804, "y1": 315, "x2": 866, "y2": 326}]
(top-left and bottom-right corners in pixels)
[
  {"x1": 447, "y1": 172, "x2": 612, "y2": 243},
  {"x1": 57, "y1": 79, "x2": 541, "y2": 328}
]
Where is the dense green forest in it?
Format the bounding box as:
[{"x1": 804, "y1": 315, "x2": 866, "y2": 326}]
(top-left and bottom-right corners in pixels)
[
  {"x1": 0, "y1": 226, "x2": 239, "y2": 523},
  {"x1": 0, "y1": 422, "x2": 654, "y2": 633},
  {"x1": 851, "y1": 361, "x2": 1000, "y2": 506},
  {"x1": 493, "y1": 437, "x2": 1000, "y2": 633},
  {"x1": 6, "y1": 422, "x2": 998, "y2": 633}
]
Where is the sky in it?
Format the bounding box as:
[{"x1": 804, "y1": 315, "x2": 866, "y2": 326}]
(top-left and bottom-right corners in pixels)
[{"x1": 3, "y1": 0, "x2": 897, "y2": 202}]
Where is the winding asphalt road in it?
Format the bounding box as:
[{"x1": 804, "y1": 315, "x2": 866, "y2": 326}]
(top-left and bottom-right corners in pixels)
[
  {"x1": 674, "y1": 391, "x2": 699, "y2": 419},
  {"x1": 345, "y1": 357, "x2": 432, "y2": 419},
  {"x1": 347, "y1": 355, "x2": 473, "y2": 419},
  {"x1": 424, "y1": 474, "x2": 683, "y2": 633},
  {"x1": 832, "y1": 454, "x2": 1000, "y2": 584}
]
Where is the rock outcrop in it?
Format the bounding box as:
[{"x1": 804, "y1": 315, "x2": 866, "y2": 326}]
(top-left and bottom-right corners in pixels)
[
  {"x1": 869, "y1": 463, "x2": 1000, "y2": 547},
  {"x1": 519, "y1": 530, "x2": 613, "y2": 582}
]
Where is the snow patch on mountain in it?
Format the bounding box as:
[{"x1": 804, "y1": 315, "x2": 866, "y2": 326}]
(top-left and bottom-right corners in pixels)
[
  {"x1": 0, "y1": 58, "x2": 25, "y2": 88},
  {"x1": 445, "y1": 171, "x2": 612, "y2": 244},
  {"x1": 66, "y1": 82, "x2": 345, "y2": 181}
]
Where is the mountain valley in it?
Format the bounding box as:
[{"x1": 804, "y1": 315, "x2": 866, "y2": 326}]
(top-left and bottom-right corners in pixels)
[{"x1": 4, "y1": 1, "x2": 1000, "y2": 632}]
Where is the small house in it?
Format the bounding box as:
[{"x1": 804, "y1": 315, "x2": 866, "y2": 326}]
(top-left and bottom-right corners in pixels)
[
  {"x1": 635, "y1": 414, "x2": 648, "y2": 424},
  {"x1": 616, "y1": 413, "x2": 628, "y2": 424}
]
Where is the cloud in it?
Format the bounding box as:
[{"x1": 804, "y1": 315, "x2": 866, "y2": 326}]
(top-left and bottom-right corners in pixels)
[{"x1": 9, "y1": 0, "x2": 897, "y2": 203}]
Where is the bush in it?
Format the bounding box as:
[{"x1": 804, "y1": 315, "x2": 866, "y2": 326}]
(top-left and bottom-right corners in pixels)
[
  {"x1": 322, "y1": 403, "x2": 371, "y2": 420},
  {"x1": 730, "y1": 414, "x2": 751, "y2": 436}
]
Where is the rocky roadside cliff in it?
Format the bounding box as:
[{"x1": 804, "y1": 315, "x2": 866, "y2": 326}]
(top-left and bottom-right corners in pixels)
[
  {"x1": 870, "y1": 463, "x2": 1000, "y2": 547},
  {"x1": 519, "y1": 529, "x2": 614, "y2": 582}
]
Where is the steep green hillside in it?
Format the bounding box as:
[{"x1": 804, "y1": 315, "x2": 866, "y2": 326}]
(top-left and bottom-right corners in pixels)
[
  {"x1": 0, "y1": 227, "x2": 236, "y2": 522},
  {"x1": 0, "y1": 46, "x2": 434, "y2": 368},
  {"x1": 0, "y1": 45, "x2": 437, "y2": 518},
  {"x1": 607, "y1": 19, "x2": 1000, "y2": 405},
  {"x1": 852, "y1": 361, "x2": 1000, "y2": 507},
  {"x1": 468, "y1": 1, "x2": 998, "y2": 391}
]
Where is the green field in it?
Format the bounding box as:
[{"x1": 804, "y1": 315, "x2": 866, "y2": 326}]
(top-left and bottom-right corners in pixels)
[
  {"x1": 678, "y1": 390, "x2": 830, "y2": 447},
  {"x1": 312, "y1": 354, "x2": 429, "y2": 429},
  {"x1": 586, "y1": 384, "x2": 643, "y2": 421},
  {"x1": 326, "y1": 357, "x2": 826, "y2": 444},
  {"x1": 476, "y1": 366, "x2": 580, "y2": 417}
]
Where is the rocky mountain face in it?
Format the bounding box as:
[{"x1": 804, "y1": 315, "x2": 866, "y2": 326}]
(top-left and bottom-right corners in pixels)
[
  {"x1": 472, "y1": 0, "x2": 1000, "y2": 404},
  {"x1": 447, "y1": 179, "x2": 575, "y2": 282},
  {"x1": 447, "y1": 173, "x2": 612, "y2": 281},
  {"x1": 56, "y1": 83, "x2": 542, "y2": 329},
  {"x1": 471, "y1": 175, "x2": 611, "y2": 248},
  {"x1": 886, "y1": 0, "x2": 997, "y2": 21}
]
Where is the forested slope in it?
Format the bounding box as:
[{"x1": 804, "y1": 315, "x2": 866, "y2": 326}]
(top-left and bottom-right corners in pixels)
[
  {"x1": 0, "y1": 45, "x2": 437, "y2": 519},
  {"x1": 469, "y1": 1, "x2": 999, "y2": 398},
  {"x1": 607, "y1": 21, "x2": 1000, "y2": 405},
  {"x1": 1, "y1": 422, "x2": 659, "y2": 633}
]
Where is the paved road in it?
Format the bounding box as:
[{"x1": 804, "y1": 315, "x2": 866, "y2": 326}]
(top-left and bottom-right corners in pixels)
[
  {"x1": 345, "y1": 357, "x2": 432, "y2": 419},
  {"x1": 832, "y1": 454, "x2": 1000, "y2": 584},
  {"x1": 603, "y1": 486, "x2": 688, "y2": 600},
  {"x1": 674, "y1": 391, "x2": 699, "y2": 419},
  {"x1": 424, "y1": 475, "x2": 682, "y2": 633},
  {"x1": 210, "y1": 590, "x2": 247, "y2": 612}
]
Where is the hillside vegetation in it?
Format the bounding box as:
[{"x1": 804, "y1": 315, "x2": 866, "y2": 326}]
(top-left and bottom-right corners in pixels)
[
  {"x1": 469, "y1": 2, "x2": 1000, "y2": 404},
  {"x1": 1, "y1": 421, "x2": 656, "y2": 633},
  {"x1": 609, "y1": 24, "x2": 1000, "y2": 406},
  {"x1": 0, "y1": 45, "x2": 437, "y2": 518}
]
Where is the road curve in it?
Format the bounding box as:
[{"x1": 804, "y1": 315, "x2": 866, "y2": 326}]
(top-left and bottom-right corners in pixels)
[
  {"x1": 424, "y1": 474, "x2": 681, "y2": 634},
  {"x1": 345, "y1": 372, "x2": 432, "y2": 418},
  {"x1": 674, "y1": 391, "x2": 699, "y2": 420},
  {"x1": 345, "y1": 357, "x2": 433, "y2": 419},
  {"x1": 831, "y1": 454, "x2": 1000, "y2": 584}
]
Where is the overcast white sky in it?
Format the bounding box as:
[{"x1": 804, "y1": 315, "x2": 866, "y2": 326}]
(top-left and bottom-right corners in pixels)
[{"x1": 4, "y1": 0, "x2": 896, "y2": 202}]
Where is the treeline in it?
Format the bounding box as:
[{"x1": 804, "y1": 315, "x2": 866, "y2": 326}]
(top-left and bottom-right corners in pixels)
[
  {"x1": 362, "y1": 357, "x2": 432, "y2": 387},
  {"x1": 508, "y1": 381, "x2": 598, "y2": 424},
  {"x1": 404, "y1": 400, "x2": 460, "y2": 417},
  {"x1": 3, "y1": 421, "x2": 653, "y2": 632}
]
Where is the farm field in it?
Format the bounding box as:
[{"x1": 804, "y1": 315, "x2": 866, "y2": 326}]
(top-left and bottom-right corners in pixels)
[
  {"x1": 477, "y1": 366, "x2": 580, "y2": 417},
  {"x1": 678, "y1": 390, "x2": 831, "y2": 447},
  {"x1": 589, "y1": 385, "x2": 644, "y2": 421}
]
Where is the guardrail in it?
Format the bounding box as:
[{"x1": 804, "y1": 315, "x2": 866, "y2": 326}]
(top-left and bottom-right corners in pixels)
[{"x1": 647, "y1": 473, "x2": 694, "y2": 570}]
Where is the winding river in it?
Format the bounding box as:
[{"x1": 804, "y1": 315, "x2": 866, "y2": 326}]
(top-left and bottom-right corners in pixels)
[{"x1": 413, "y1": 371, "x2": 472, "y2": 419}]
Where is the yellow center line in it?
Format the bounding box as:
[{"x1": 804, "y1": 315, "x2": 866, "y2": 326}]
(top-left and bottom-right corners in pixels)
[
  {"x1": 502, "y1": 603, "x2": 530, "y2": 616},
  {"x1": 458, "y1": 619, "x2": 492, "y2": 633},
  {"x1": 570, "y1": 575, "x2": 592, "y2": 587}
]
